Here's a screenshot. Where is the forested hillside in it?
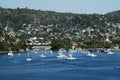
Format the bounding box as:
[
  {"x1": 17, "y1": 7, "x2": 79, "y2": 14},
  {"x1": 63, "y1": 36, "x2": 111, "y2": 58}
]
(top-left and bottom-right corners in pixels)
[{"x1": 0, "y1": 7, "x2": 120, "y2": 50}]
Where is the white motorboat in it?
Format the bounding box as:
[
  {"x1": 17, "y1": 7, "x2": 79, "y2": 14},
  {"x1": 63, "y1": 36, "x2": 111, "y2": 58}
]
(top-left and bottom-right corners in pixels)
[
  {"x1": 8, "y1": 51, "x2": 13, "y2": 57},
  {"x1": 107, "y1": 51, "x2": 114, "y2": 54},
  {"x1": 106, "y1": 49, "x2": 114, "y2": 54},
  {"x1": 103, "y1": 49, "x2": 114, "y2": 54},
  {"x1": 87, "y1": 52, "x2": 97, "y2": 57},
  {"x1": 34, "y1": 51, "x2": 38, "y2": 54},
  {"x1": 18, "y1": 53, "x2": 21, "y2": 56},
  {"x1": 57, "y1": 52, "x2": 68, "y2": 59},
  {"x1": 26, "y1": 58, "x2": 32, "y2": 62},
  {"x1": 57, "y1": 49, "x2": 67, "y2": 58},
  {"x1": 40, "y1": 54, "x2": 46, "y2": 58}
]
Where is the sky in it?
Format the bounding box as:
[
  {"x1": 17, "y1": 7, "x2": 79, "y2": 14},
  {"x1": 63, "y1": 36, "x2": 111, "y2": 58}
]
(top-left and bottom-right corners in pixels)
[{"x1": 0, "y1": 0, "x2": 120, "y2": 14}]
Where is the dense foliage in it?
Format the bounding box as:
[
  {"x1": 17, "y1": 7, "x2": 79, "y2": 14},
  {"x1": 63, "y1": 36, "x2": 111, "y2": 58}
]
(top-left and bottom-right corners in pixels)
[
  {"x1": 0, "y1": 27, "x2": 27, "y2": 51},
  {"x1": 51, "y1": 39, "x2": 72, "y2": 50}
]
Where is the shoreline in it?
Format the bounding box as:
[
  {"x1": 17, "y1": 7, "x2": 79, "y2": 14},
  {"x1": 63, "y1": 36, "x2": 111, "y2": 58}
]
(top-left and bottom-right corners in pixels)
[
  {"x1": 110, "y1": 49, "x2": 120, "y2": 51},
  {"x1": 0, "y1": 48, "x2": 120, "y2": 54},
  {"x1": 0, "y1": 51, "x2": 25, "y2": 54}
]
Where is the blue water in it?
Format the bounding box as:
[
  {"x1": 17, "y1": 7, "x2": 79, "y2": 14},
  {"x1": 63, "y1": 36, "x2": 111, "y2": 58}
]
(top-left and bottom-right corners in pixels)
[{"x1": 0, "y1": 51, "x2": 120, "y2": 80}]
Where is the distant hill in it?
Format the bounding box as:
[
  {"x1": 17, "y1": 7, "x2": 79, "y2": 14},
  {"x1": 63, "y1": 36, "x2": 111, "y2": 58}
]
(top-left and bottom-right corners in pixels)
[
  {"x1": 0, "y1": 7, "x2": 120, "y2": 50},
  {"x1": 106, "y1": 10, "x2": 120, "y2": 15},
  {"x1": 0, "y1": 7, "x2": 120, "y2": 41}
]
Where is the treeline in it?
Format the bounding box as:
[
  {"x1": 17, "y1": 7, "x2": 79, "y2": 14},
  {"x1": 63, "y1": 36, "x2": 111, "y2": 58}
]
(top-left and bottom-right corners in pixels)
[{"x1": 50, "y1": 39, "x2": 120, "y2": 50}]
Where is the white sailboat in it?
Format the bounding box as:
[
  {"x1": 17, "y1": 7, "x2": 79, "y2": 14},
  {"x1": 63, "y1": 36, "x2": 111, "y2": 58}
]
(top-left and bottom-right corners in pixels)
[
  {"x1": 26, "y1": 50, "x2": 32, "y2": 62},
  {"x1": 8, "y1": 51, "x2": 13, "y2": 57},
  {"x1": 39, "y1": 49, "x2": 46, "y2": 58}
]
